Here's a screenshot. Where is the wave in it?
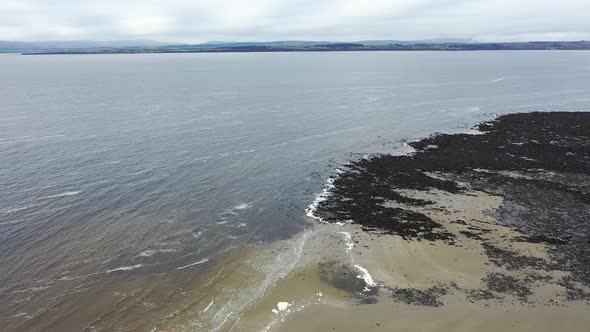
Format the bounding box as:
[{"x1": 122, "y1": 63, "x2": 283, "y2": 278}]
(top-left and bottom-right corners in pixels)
[
  {"x1": 13, "y1": 285, "x2": 52, "y2": 294},
  {"x1": 122, "y1": 170, "x2": 150, "y2": 177},
  {"x1": 0, "y1": 219, "x2": 29, "y2": 226},
  {"x1": 233, "y1": 203, "x2": 252, "y2": 210},
  {"x1": 193, "y1": 156, "x2": 214, "y2": 162},
  {"x1": 304, "y1": 77, "x2": 507, "y2": 93},
  {"x1": 0, "y1": 135, "x2": 32, "y2": 141},
  {"x1": 233, "y1": 149, "x2": 258, "y2": 155},
  {"x1": 0, "y1": 134, "x2": 66, "y2": 145},
  {"x1": 138, "y1": 249, "x2": 176, "y2": 257},
  {"x1": 1, "y1": 203, "x2": 42, "y2": 214},
  {"x1": 203, "y1": 299, "x2": 214, "y2": 313},
  {"x1": 220, "y1": 202, "x2": 254, "y2": 217},
  {"x1": 106, "y1": 264, "x2": 143, "y2": 273},
  {"x1": 305, "y1": 171, "x2": 341, "y2": 222},
  {"x1": 40, "y1": 191, "x2": 81, "y2": 199},
  {"x1": 177, "y1": 258, "x2": 210, "y2": 270}
]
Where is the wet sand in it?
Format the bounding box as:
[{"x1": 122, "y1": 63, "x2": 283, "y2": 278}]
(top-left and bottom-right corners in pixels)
[{"x1": 231, "y1": 188, "x2": 589, "y2": 331}]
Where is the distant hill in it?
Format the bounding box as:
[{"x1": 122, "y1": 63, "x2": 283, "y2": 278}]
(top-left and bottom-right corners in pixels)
[
  {"x1": 180, "y1": 41, "x2": 336, "y2": 49},
  {"x1": 0, "y1": 39, "x2": 171, "y2": 52},
  {"x1": 358, "y1": 39, "x2": 475, "y2": 46},
  {"x1": 184, "y1": 39, "x2": 474, "y2": 49},
  {"x1": 0, "y1": 39, "x2": 496, "y2": 53},
  {"x1": 11, "y1": 39, "x2": 590, "y2": 55}
]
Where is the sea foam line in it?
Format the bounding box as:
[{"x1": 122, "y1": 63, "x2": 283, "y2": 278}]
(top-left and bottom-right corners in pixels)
[
  {"x1": 210, "y1": 230, "x2": 311, "y2": 332},
  {"x1": 1, "y1": 203, "x2": 42, "y2": 214},
  {"x1": 203, "y1": 299, "x2": 214, "y2": 313},
  {"x1": 338, "y1": 231, "x2": 378, "y2": 292},
  {"x1": 177, "y1": 258, "x2": 209, "y2": 270},
  {"x1": 305, "y1": 173, "x2": 340, "y2": 222},
  {"x1": 354, "y1": 265, "x2": 377, "y2": 291},
  {"x1": 40, "y1": 191, "x2": 81, "y2": 199},
  {"x1": 221, "y1": 202, "x2": 254, "y2": 217},
  {"x1": 138, "y1": 249, "x2": 176, "y2": 257},
  {"x1": 339, "y1": 231, "x2": 354, "y2": 252},
  {"x1": 106, "y1": 264, "x2": 143, "y2": 273}
]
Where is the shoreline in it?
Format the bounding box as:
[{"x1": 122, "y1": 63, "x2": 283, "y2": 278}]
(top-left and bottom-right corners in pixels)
[{"x1": 230, "y1": 111, "x2": 590, "y2": 331}]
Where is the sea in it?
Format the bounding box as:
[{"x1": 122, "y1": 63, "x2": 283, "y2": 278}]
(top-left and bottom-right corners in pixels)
[{"x1": 1, "y1": 51, "x2": 589, "y2": 331}]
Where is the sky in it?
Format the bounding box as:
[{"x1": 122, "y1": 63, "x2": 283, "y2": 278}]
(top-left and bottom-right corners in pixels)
[{"x1": 1, "y1": 0, "x2": 589, "y2": 43}]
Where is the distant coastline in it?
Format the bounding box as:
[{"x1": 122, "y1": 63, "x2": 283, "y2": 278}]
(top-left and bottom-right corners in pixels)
[{"x1": 17, "y1": 40, "x2": 590, "y2": 55}]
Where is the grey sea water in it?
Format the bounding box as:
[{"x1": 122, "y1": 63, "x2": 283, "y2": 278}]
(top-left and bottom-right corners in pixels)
[{"x1": 1, "y1": 51, "x2": 590, "y2": 331}]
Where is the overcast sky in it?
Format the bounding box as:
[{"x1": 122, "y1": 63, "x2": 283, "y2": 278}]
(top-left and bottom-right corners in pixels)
[{"x1": 1, "y1": 0, "x2": 589, "y2": 43}]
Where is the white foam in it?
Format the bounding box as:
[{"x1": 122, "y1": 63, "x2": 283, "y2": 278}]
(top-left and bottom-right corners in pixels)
[
  {"x1": 1, "y1": 206, "x2": 33, "y2": 214},
  {"x1": 233, "y1": 149, "x2": 258, "y2": 155},
  {"x1": 221, "y1": 202, "x2": 254, "y2": 217},
  {"x1": 14, "y1": 285, "x2": 52, "y2": 293},
  {"x1": 58, "y1": 276, "x2": 78, "y2": 281},
  {"x1": 42, "y1": 191, "x2": 81, "y2": 199},
  {"x1": 305, "y1": 176, "x2": 337, "y2": 222},
  {"x1": 463, "y1": 129, "x2": 484, "y2": 135},
  {"x1": 233, "y1": 203, "x2": 252, "y2": 210},
  {"x1": 192, "y1": 231, "x2": 203, "y2": 239},
  {"x1": 1, "y1": 202, "x2": 44, "y2": 213},
  {"x1": 106, "y1": 264, "x2": 143, "y2": 273},
  {"x1": 272, "y1": 301, "x2": 291, "y2": 314},
  {"x1": 177, "y1": 258, "x2": 209, "y2": 270},
  {"x1": 203, "y1": 299, "x2": 214, "y2": 313},
  {"x1": 339, "y1": 232, "x2": 354, "y2": 252},
  {"x1": 138, "y1": 249, "x2": 176, "y2": 257},
  {"x1": 7, "y1": 312, "x2": 29, "y2": 319},
  {"x1": 194, "y1": 156, "x2": 214, "y2": 162},
  {"x1": 354, "y1": 265, "x2": 377, "y2": 291}
]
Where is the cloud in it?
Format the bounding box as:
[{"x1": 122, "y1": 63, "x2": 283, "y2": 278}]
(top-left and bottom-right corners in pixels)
[{"x1": 0, "y1": 0, "x2": 588, "y2": 42}]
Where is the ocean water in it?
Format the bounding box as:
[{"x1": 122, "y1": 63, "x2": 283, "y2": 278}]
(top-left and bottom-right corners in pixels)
[{"x1": 1, "y1": 51, "x2": 589, "y2": 331}]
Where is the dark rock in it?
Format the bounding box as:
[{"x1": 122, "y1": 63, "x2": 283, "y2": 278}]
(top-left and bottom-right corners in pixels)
[
  {"x1": 315, "y1": 112, "x2": 590, "y2": 301},
  {"x1": 388, "y1": 285, "x2": 448, "y2": 307}
]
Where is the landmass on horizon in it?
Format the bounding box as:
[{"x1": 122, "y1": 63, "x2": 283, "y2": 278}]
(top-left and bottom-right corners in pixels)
[{"x1": 2, "y1": 39, "x2": 590, "y2": 54}]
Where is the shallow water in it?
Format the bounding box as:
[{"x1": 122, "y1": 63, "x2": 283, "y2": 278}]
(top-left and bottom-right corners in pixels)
[{"x1": 1, "y1": 51, "x2": 589, "y2": 331}]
